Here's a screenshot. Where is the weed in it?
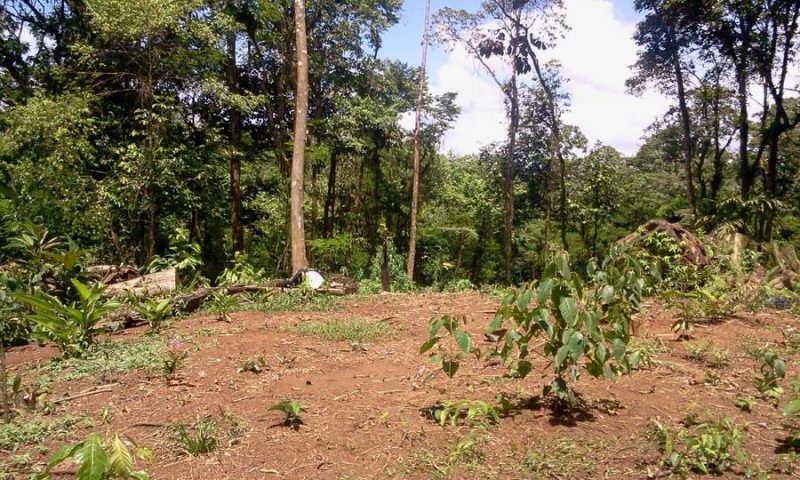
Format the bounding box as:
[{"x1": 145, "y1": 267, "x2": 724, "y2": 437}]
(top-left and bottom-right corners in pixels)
[
  {"x1": 685, "y1": 339, "x2": 712, "y2": 362},
  {"x1": 208, "y1": 290, "x2": 238, "y2": 323},
  {"x1": 132, "y1": 296, "x2": 173, "y2": 333},
  {"x1": 647, "y1": 417, "x2": 744, "y2": 475},
  {"x1": 283, "y1": 318, "x2": 391, "y2": 344},
  {"x1": 423, "y1": 399, "x2": 500, "y2": 428},
  {"x1": 0, "y1": 413, "x2": 85, "y2": 451},
  {"x1": 711, "y1": 349, "x2": 730, "y2": 368},
  {"x1": 735, "y1": 396, "x2": 756, "y2": 412},
  {"x1": 173, "y1": 418, "x2": 218, "y2": 456},
  {"x1": 628, "y1": 339, "x2": 663, "y2": 369},
  {"x1": 237, "y1": 356, "x2": 268, "y2": 374},
  {"x1": 748, "y1": 347, "x2": 786, "y2": 400},
  {"x1": 523, "y1": 438, "x2": 612, "y2": 478},
  {"x1": 268, "y1": 400, "x2": 304, "y2": 429},
  {"x1": 162, "y1": 338, "x2": 188, "y2": 382}
]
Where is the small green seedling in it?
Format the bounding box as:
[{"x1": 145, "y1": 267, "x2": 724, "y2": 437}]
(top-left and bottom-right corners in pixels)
[
  {"x1": 269, "y1": 400, "x2": 304, "y2": 429},
  {"x1": 208, "y1": 290, "x2": 239, "y2": 323},
  {"x1": 237, "y1": 356, "x2": 268, "y2": 374},
  {"x1": 36, "y1": 433, "x2": 152, "y2": 480},
  {"x1": 735, "y1": 396, "x2": 756, "y2": 412}
]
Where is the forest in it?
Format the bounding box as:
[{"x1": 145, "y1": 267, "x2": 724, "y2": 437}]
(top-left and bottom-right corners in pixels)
[{"x1": 1, "y1": 0, "x2": 800, "y2": 478}]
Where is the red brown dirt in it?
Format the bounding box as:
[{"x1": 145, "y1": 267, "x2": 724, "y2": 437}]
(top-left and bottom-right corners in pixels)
[{"x1": 3, "y1": 292, "x2": 800, "y2": 479}]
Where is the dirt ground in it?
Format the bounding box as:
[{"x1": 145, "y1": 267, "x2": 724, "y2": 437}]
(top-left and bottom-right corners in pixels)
[{"x1": 3, "y1": 292, "x2": 800, "y2": 479}]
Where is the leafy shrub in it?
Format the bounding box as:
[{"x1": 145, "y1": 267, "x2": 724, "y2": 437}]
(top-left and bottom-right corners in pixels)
[
  {"x1": 16, "y1": 279, "x2": 119, "y2": 357},
  {"x1": 37, "y1": 432, "x2": 152, "y2": 480},
  {"x1": 216, "y1": 252, "x2": 265, "y2": 286},
  {"x1": 487, "y1": 247, "x2": 645, "y2": 406},
  {"x1": 144, "y1": 228, "x2": 203, "y2": 286}
]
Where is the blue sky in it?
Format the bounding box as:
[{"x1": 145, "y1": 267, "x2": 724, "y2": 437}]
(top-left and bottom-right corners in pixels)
[{"x1": 378, "y1": 0, "x2": 670, "y2": 156}]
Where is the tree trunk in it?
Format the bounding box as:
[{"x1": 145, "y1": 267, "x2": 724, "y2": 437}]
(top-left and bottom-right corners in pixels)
[
  {"x1": 406, "y1": 0, "x2": 431, "y2": 283},
  {"x1": 673, "y1": 47, "x2": 697, "y2": 223},
  {"x1": 290, "y1": 0, "x2": 309, "y2": 271},
  {"x1": 736, "y1": 63, "x2": 753, "y2": 198},
  {"x1": 503, "y1": 71, "x2": 519, "y2": 285},
  {"x1": 1, "y1": 340, "x2": 8, "y2": 422},
  {"x1": 323, "y1": 149, "x2": 337, "y2": 237},
  {"x1": 227, "y1": 23, "x2": 244, "y2": 253}
]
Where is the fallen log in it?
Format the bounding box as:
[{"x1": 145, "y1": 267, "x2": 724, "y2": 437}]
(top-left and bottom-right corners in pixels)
[{"x1": 104, "y1": 268, "x2": 178, "y2": 297}]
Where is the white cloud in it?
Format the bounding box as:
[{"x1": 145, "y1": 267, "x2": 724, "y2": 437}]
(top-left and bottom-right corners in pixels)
[{"x1": 431, "y1": 0, "x2": 671, "y2": 156}]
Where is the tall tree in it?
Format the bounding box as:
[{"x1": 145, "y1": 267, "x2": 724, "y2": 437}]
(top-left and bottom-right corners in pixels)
[
  {"x1": 290, "y1": 0, "x2": 309, "y2": 271},
  {"x1": 406, "y1": 0, "x2": 431, "y2": 282},
  {"x1": 435, "y1": 0, "x2": 564, "y2": 284}
]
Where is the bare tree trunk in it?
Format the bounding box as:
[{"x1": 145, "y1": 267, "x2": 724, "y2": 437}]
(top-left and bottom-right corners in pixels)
[
  {"x1": 406, "y1": 0, "x2": 431, "y2": 282},
  {"x1": 673, "y1": 48, "x2": 697, "y2": 223},
  {"x1": 503, "y1": 71, "x2": 519, "y2": 285},
  {"x1": 290, "y1": 0, "x2": 309, "y2": 271},
  {"x1": 0, "y1": 340, "x2": 8, "y2": 422},
  {"x1": 323, "y1": 149, "x2": 337, "y2": 237},
  {"x1": 227, "y1": 22, "x2": 244, "y2": 253}
]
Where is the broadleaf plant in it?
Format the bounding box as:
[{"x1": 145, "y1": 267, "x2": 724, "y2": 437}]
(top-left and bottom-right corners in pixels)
[
  {"x1": 489, "y1": 247, "x2": 646, "y2": 406},
  {"x1": 420, "y1": 315, "x2": 479, "y2": 379},
  {"x1": 36, "y1": 432, "x2": 151, "y2": 480}
]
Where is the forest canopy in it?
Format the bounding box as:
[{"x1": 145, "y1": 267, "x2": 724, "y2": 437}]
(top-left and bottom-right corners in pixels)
[{"x1": 0, "y1": 0, "x2": 798, "y2": 288}]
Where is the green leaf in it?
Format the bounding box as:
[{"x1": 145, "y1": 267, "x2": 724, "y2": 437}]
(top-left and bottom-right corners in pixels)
[
  {"x1": 454, "y1": 331, "x2": 472, "y2": 355},
  {"x1": 566, "y1": 331, "x2": 585, "y2": 360},
  {"x1": 556, "y1": 253, "x2": 570, "y2": 278},
  {"x1": 75, "y1": 434, "x2": 108, "y2": 480},
  {"x1": 419, "y1": 337, "x2": 439, "y2": 354},
  {"x1": 47, "y1": 442, "x2": 83, "y2": 469},
  {"x1": 108, "y1": 435, "x2": 133, "y2": 476},
  {"x1": 555, "y1": 346, "x2": 569, "y2": 369},
  {"x1": 536, "y1": 278, "x2": 553, "y2": 305},
  {"x1": 516, "y1": 360, "x2": 532, "y2": 378},
  {"x1": 517, "y1": 289, "x2": 532, "y2": 312},
  {"x1": 487, "y1": 312, "x2": 504, "y2": 333},
  {"x1": 427, "y1": 317, "x2": 445, "y2": 339},
  {"x1": 783, "y1": 399, "x2": 800, "y2": 417},
  {"x1": 558, "y1": 297, "x2": 578, "y2": 327},
  {"x1": 601, "y1": 285, "x2": 615, "y2": 303},
  {"x1": 70, "y1": 278, "x2": 92, "y2": 304},
  {"x1": 442, "y1": 359, "x2": 460, "y2": 378}
]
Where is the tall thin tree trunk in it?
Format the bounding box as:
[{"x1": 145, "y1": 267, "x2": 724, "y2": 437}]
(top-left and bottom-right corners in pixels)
[
  {"x1": 673, "y1": 47, "x2": 697, "y2": 223},
  {"x1": 0, "y1": 340, "x2": 8, "y2": 422},
  {"x1": 503, "y1": 71, "x2": 519, "y2": 285},
  {"x1": 323, "y1": 150, "x2": 337, "y2": 237},
  {"x1": 227, "y1": 22, "x2": 244, "y2": 253},
  {"x1": 290, "y1": 0, "x2": 309, "y2": 271},
  {"x1": 406, "y1": 0, "x2": 431, "y2": 282}
]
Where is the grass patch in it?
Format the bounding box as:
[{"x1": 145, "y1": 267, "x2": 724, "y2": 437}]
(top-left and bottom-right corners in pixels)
[
  {"x1": 282, "y1": 318, "x2": 392, "y2": 343},
  {"x1": 0, "y1": 413, "x2": 86, "y2": 452},
  {"x1": 236, "y1": 290, "x2": 341, "y2": 313},
  {"x1": 34, "y1": 336, "x2": 165, "y2": 381},
  {"x1": 520, "y1": 438, "x2": 616, "y2": 478}
]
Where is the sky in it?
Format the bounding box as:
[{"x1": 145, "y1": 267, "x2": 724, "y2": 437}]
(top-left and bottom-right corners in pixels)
[{"x1": 379, "y1": 0, "x2": 671, "y2": 156}]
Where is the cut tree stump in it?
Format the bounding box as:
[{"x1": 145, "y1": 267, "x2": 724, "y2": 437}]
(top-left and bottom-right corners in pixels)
[{"x1": 104, "y1": 268, "x2": 178, "y2": 297}]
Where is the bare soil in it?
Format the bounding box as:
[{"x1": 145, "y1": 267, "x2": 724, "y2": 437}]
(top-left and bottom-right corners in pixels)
[{"x1": 3, "y1": 292, "x2": 800, "y2": 479}]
